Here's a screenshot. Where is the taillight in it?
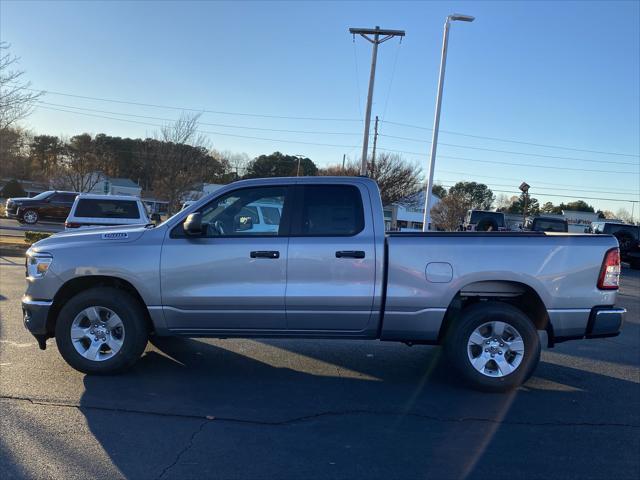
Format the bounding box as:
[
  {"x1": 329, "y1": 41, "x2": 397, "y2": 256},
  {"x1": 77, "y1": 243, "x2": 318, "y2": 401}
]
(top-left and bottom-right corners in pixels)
[
  {"x1": 598, "y1": 248, "x2": 620, "y2": 290},
  {"x1": 65, "y1": 222, "x2": 80, "y2": 228}
]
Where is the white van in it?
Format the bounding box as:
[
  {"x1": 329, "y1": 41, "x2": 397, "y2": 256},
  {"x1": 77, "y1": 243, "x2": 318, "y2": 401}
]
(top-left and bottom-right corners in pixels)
[{"x1": 65, "y1": 194, "x2": 150, "y2": 230}]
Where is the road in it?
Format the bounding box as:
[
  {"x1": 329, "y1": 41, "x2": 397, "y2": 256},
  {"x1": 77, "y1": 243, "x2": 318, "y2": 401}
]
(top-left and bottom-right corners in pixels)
[
  {"x1": 0, "y1": 217, "x2": 64, "y2": 236},
  {"x1": 1, "y1": 258, "x2": 638, "y2": 480}
]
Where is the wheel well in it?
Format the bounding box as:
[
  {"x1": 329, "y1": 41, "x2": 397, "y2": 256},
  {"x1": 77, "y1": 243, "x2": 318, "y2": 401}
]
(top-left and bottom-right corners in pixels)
[
  {"x1": 46, "y1": 276, "x2": 153, "y2": 337},
  {"x1": 437, "y1": 281, "x2": 553, "y2": 345}
]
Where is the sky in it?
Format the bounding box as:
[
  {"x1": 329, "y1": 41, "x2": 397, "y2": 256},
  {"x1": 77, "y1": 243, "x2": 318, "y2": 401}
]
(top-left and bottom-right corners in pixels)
[{"x1": 1, "y1": 0, "x2": 639, "y2": 218}]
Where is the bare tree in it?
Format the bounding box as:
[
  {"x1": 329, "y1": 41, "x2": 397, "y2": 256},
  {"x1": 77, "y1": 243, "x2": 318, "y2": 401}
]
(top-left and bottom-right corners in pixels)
[
  {"x1": 430, "y1": 194, "x2": 468, "y2": 231},
  {"x1": 0, "y1": 42, "x2": 43, "y2": 129},
  {"x1": 53, "y1": 134, "x2": 103, "y2": 192},
  {"x1": 152, "y1": 113, "x2": 224, "y2": 212},
  {"x1": 320, "y1": 153, "x2": 422, "y2": 205}
]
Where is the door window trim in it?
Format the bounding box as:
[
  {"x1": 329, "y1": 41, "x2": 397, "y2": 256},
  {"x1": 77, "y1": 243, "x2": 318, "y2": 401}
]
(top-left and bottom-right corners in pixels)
[{"x1": 170, "y1": 185, "x2": 293, "y2": 239}]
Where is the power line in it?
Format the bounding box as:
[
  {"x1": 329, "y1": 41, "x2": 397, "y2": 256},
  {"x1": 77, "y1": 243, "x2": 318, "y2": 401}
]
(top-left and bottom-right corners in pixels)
[
  {"x1": 436, "y1": 169, "x2": 640, "y2": 194},
  {"x1": 436, "y1": 178, "x2": 637, "y2": 197},
  {"x1": 35, "y1": 105, "x2": 360, "y2": 149},
  {"x1": 381, "y1": 120, "x2": 640, "y2": 158},
  {"x1": 36, "y1": 101, "x2": 363, "y2": 136},
  {"x1": 36, "y1": 100, "x2": 637, "y2": 170},
  {"x1": 379, "y1": 133, "x2": 639, "y2": 166},
  {"x1": 436, "y1": 185, "x2": 639, "y2": 203},
  {"x1": 376, "y1": 147, "x2": 638, "y2": 174},
  {"x1": 20, "y1": 85, "x2": 640, "y2": 159},
  {"x1": 34, "y1": 105, "x2": 640, "y2": 175},
  {"x1": 19, "y1": 86, "x2": 363, "y2": 122}
]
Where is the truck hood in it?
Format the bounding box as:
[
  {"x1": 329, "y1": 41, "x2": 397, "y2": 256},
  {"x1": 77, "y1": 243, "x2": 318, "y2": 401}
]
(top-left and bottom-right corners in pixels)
[
  {"x1": 30, "y1": 224, "x2": 152, "y2": 251},
  {"x1": 7, "y1": 197, "x2": 32, "y2": 203}
]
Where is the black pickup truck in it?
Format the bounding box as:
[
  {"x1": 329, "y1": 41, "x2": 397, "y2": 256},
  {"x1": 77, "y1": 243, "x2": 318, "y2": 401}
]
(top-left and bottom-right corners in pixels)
[
  {"x1": 5, "y1": 190, "x2": 78, "y2": 225},
  {"x1": 591, "y1": 221, "x2": 640, "y2": 269}
]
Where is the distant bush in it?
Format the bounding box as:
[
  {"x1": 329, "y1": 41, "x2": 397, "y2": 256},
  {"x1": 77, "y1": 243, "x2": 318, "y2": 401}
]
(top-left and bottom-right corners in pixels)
[
  {"x1": 25, "y1": 231, "x2": 51, "y2": 244},
  {"x1": 1, "y1": 179, "x2": 27, "y2": 198}
]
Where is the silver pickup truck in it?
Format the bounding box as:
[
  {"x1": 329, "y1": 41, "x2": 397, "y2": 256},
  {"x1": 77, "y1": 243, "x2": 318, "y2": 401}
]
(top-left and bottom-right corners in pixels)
[{"x1": 22, "y1": 177, "x2": 625, "y2": 391}]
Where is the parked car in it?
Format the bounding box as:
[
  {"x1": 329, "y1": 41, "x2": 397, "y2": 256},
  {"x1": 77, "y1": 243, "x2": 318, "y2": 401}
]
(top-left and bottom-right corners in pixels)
[
  {"x1": 463, "y1": 210, "x2": 506, "y2": 231},
  {"x1": 22, "y1": 177, "x2": 625, "y2": 392},
  {"x1": 5, "y1": 190, "x2": 78, "y2": 225},
  {"x1": 590, "y1": 221, "x2": 640, "y2": 269},
  {"x1": 529, "y1": 216, "x2": 568, "y2": 233},
  {"x1": 64, "y1": 194, "x2": 150, "y2": 230}
]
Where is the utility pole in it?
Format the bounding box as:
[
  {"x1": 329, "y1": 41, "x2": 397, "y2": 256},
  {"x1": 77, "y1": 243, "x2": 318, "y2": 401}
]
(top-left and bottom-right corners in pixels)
[
  {"x1": 422, "y1": 14, "x2": 474, "y2": 232},
  {"x1": 350, "y1": 26, "x2": 405, "y2": 176},
  {"x1": 342, "y1": 153, "x2": 346, "y2": 172},
  {"x1": 371, "y1": 115, "x2": 379, "y2": 176}
]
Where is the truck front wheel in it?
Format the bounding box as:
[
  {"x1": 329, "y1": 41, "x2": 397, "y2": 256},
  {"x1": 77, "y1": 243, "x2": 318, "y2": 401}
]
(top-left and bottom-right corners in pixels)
[
  {"x1": 55, "y1": 287, "x2": 149, "y2": 374},
  {"x1": 444, "y1": 302, "x2": 540, "y2": 392}
]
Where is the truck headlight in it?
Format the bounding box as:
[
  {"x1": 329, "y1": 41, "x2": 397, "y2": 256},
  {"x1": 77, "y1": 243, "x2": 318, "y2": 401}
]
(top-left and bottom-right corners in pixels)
[{"x1": 26, "y1": 253, "x2": 53, "y2": 279}]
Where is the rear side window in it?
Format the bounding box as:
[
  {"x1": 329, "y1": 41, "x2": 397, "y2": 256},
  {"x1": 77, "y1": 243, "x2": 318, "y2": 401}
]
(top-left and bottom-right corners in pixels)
[
  {"x1": 295, "y1": 185, "x2": 364, "y2": 236},
  {"x1": 74, "y1": 199, "x2": 140, "y2": 219},
  {"x1": 533, "y1": 220, "x2": 566, "y2": 232}
]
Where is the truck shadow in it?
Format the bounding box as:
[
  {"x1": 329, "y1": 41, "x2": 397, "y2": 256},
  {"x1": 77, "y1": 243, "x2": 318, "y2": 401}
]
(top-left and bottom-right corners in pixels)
[{"x1": 71, "y1": 336, "x2": 640, "y2": 479}]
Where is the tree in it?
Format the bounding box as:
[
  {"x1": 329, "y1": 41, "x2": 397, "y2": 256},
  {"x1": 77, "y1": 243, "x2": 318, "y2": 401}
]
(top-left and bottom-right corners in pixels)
[
  {"x1": 615, "y1": 208, "x2": 635, "y2": 224},
  {"x1": 0, "y1": 127, "x2": 30, "y2": 179},
  {"x1": 540, "y1": 201, "x2": 556, "y2": 214},
  {"x1": 430, "y1": 194, "x2": 467, "y2": 231},
  {"x1": 503, "y1": 193, "x2": 540, "y2": 216},
  {"x1": 0, "y1": 42, "x2": 42, "y2": 129},
  {"x1": 30, "y1": 135, "x2": 64, "y2": 180},
  {"x1": 431, "y1": 184, "x2": 447, "y2": 199},
  {"x1": 448, "y1": 181, "x2": 494, "y2": 210},
  {"x1": 495, "y1": 194, "x2": 516, "y2": 211},
  {"x1": 559, "y1": 200, "x2": 594, "y2": 213},
  {"x1": 319, "y1": 153, "x2": 422, "y2": 206},
  {"x1": 244, "y1": 152, "x2": 317, "y2": 178},
  {"x1": 0, "y1": 178, "x2": 26, "y2": 198},
  {"x1": 55, "y1": 133, "x2": 102, "y2": 192},
  {"x1": 152, "y1": 113, "x2": 225, "y2": 212}
]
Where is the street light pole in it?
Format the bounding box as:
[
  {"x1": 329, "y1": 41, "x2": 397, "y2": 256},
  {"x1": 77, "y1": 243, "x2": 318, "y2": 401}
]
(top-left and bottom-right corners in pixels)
[
  {"x1": 422, "y1": 14, "x2": 474, "y2": 232},
  {"x1": 350, "y1": 26, "x2": 405, "y2": 176}
]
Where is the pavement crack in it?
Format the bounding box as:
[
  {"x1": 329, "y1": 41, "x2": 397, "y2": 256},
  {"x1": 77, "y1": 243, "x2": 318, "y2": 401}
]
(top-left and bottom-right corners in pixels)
[
  {"x1": 156, "y1": 419, "x2": 209, "y2": 480},
  {"x1": 2, "y1": 394, "x2": 639, "y2": 429}
]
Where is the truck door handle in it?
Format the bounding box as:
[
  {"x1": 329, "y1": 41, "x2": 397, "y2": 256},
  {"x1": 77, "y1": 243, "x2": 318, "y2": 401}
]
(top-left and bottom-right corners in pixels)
[
  {"x1": 335, "y1": 250, "x2": 365, "y2": 259},
  {"x1": 250, "y1": 251, "x2": 280, "y2": 259}
]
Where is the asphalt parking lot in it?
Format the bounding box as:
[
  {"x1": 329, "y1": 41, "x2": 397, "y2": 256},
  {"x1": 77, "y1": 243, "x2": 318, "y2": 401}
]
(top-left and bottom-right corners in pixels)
[{"x1": 1, "y1": 257, "x2": 638, "y2": 480}]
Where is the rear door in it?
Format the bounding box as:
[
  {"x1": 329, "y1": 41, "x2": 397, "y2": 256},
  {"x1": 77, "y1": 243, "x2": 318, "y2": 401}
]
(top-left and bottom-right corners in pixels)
[
  {"x1": 160, "y1": 185, "x2": 292, "y2": 332},
  {"x1": 285, "y1": 183, "x2": 376, "y2": 332},
  {"x1": 49, "y1": 192, "x2": 76, "y2": 219}
]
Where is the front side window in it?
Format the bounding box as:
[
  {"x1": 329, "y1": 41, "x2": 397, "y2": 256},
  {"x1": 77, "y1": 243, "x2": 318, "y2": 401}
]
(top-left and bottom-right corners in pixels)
[
  {"x1": 191, "y1": 186, "x2": 287, "y2": 237},
  {"x1": 75, "y1": 199, "x2": 140, "y2": 219},
  {"x1": 295, "y1": 185, "x2": 364, "y2": 236}
]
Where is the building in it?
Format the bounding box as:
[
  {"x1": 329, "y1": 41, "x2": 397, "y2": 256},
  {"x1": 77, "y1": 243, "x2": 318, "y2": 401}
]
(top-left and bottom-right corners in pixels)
[
  {"x1": 89, "y1": 176, "x2": 142, "y2": 197},
  {"x1": 383, "y1": 190, "x2": 441, "y2": 231}
]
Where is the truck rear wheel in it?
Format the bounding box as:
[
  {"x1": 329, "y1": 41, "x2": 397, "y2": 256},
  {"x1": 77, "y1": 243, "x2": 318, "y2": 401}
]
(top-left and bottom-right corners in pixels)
[
  {"x1": 444, "y1": 302, "x2": 540, "y2": 392},
  {"x1": 55, "y1": 287, "x2": 148, "y2": 374}
]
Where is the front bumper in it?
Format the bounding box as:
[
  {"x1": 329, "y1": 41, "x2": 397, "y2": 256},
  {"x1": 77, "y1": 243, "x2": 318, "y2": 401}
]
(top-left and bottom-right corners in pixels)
[{"x1": 22, "y1": 296, "x2": 52, "y2": 340}]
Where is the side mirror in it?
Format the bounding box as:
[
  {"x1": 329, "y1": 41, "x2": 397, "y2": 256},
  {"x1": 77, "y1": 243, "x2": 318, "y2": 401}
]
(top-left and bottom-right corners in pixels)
[
  {"x1": 234, "y1": 214, "x2": 253, "y2": 232},
  {"x1": 183, "y1": 212, "x2": 203, "y2": 236}
]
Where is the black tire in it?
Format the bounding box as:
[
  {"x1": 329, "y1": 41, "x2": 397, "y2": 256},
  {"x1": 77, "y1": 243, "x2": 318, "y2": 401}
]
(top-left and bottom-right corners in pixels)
[
  {"x1": 444, "y1": 302, "x2": 541, "y2": 392},
  {"x1": 55, "y1": 287, "x2": 148, "y2": 374},
  {"x1": 22, "y1": 209, "x2": 39, "y2": 225}
]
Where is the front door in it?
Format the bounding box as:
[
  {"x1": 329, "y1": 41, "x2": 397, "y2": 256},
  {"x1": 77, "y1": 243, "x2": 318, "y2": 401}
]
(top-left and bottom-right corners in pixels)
[
  {"x1": 286, "y1": 184, "x2": 376, "y2": 332},
  {"x1": 160, "y1": 185, "x2": 291, "y2": 333}
]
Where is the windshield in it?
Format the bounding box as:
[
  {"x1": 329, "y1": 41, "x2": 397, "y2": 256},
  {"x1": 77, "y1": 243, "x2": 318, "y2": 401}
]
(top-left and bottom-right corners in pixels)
[{"x1": 29, "y1": 191, "x2": 54, "y2": 200}]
